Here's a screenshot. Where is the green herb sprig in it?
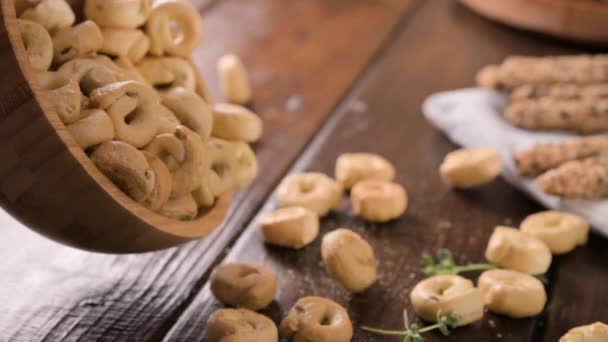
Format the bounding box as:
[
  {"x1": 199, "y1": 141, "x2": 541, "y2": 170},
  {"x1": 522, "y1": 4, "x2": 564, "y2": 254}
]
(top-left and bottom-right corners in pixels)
[
  {"x1": 361, "y1": 310, "x2": 459, "y2": 342},
  {"x1": 422, "y1": 249, "x2": 497, "y2": 276}
]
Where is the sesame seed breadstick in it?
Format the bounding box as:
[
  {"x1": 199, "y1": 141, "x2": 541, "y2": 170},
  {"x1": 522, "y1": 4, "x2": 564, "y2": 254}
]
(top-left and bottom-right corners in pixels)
[
  {"x1": 477, "y1": 55, "x2": 608, "y2": 91},
  {"x1": 504, "y1": 98, "x2": 608, "y2": 133},
  {"x1": 514, "y1": 136, "x2": 608, "y2": 176},
  {"x1": 537, "y1": 156, "x2": 608, "y2": 199},
  {"x1": 510, "y1": 84, "x2": 608, "y2": 101}
]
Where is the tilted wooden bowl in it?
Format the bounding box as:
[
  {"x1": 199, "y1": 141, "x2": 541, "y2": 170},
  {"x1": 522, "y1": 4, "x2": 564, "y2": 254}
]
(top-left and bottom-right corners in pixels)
[
  {"x1": 460, "y1": 0, "x2": 608, "y2": 46},
  {"x1": 0, "y1": 0, "x2": 231, "y2": 253}
]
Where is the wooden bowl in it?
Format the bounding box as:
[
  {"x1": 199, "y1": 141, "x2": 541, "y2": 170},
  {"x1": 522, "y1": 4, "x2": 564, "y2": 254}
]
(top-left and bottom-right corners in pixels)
[
  {"x1": 0, "y1": 0, "x2": 231, "y2": 253},
  {"x1": 460, "y1": 0, "x2": 608, "y2": 46}
]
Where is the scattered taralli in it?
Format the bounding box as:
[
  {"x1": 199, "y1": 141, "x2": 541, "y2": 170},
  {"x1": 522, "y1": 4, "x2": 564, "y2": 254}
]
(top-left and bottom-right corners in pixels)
[
  {"x1": 537, "y1": 156, "x2": 608, "y2": 199},
  {"x1": 410, "y1": 274, "x2": 484, "y2": 326},
  {"x1": 276, "y1": 172, "x2": 342, "y2": 217},
  {"x1": 485, "y1": 226, "x2": 552, "y2": 275},
  {"x1": 209, "y1": 263, "x2": 277, "y2": 311},
  {"x1": 334, "y1": 152, "x2": 395, "y2": 189},
  {"x1": 280, "y1": 296, "x2": 353, "y2": 342},
  {"x1": 15, "y1": 0, "x2": 260, "y2": 220},
  {"x1": 217, "y1": 53, "x2": 252, "y2": 105},
  {"x1": 350, "y1": 179, "x2": 407, "y2": 222},
  {"x1": 258, "y1": 206, "x2": 319, "y2": 249},
  {"x1": 439, "y1": 147, "x2": 502, "y2": 188},
  {"x1": 520, "y1": 211, "x2": 590, "y2": 254},
  {"x1": 321, "y1": 228, "x2": 376, "y2": 293},
  {"x1": 560, "y1": 322, "x2": 608, "y2": 342},
  {"x1": 206, "y1": 308, "x2": 278, "y2": 342},
  {"x1": 477, "y1": 269, "x2": 546, "y2": 318}
]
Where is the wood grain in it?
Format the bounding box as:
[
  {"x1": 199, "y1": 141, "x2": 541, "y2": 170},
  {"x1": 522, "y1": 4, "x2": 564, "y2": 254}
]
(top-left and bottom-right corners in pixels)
[
  {"x1": 0, "y1": 0, "x2": 415, "y2": 341},
  {"x1": 166, "y1": 1, "x2": 603, "y2": 341}
]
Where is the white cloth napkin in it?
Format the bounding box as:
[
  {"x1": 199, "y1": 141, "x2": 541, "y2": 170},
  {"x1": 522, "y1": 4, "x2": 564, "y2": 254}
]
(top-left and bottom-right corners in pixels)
[{"x1": 422, "y1": 88, "x2": 608, "y2": 237}]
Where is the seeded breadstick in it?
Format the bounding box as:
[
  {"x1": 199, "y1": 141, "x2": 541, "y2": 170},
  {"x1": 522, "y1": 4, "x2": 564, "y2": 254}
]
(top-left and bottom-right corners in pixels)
[
  {"x1": 504, "y1": 98, "x2": 608, "y2": 133},
  {"x1": 476, "y1": 55, "x2": 608, "y2": 90},
  {"x1": 515, "y1": 136, "x2": 608, "y2": 176},
  {"x1": 510, "y1": 84, "x2": 608, "y2": 101},
  {"x1": 537, "y1": 156, "x2": 608, "y2": 199}
]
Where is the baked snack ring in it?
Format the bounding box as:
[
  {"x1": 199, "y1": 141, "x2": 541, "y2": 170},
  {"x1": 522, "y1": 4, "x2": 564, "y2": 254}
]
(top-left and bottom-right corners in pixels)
[
  {"x1": 90, "y1": 81, "x2": 161, "y2": 148},
  {"x1": 57, "y1": 57, "x2": 123, "y2": 95},
  {"x1": 52, "y1": 20, "x2": 104, "y2": 66},
  {"x1": 84, "y1": 0, "x2": 152, "y2": 29},
  {"x1": 146, "y1": 0, "x2": 202, "y2": 57},
  {"x1": 99, "y1": 28, "x2": 150, "y2": 63},
  {"x1": 20, "y1": 0, "x2": 75, "y2": 33},
  {"x1": 207, "y1": 308, "x2": 278, "y2": 342},
  {"x1": 137, "y1": 57, "x2": 197, "y2": 92},
  {"x1": 280, "y1": 297, "x2": 353, "y2": 342},
  {"x1": 36, "y1": 71, "x2": 82, "y2": 124},
  {"x1": 276, "y1": 172, "x2": 342, "y2": 217},
  {"x1": 67, "y1": 109, "x2": 114, "y2": 150},
  {"x1": 210, "y1": 263, "x2": 277, "y2": 311},
  {"x1": 162, "y1": 87, "x2": 214, "y2": 139},
  {"x1": 17, "y1": 19, "x2": 53, "y2": 71}
]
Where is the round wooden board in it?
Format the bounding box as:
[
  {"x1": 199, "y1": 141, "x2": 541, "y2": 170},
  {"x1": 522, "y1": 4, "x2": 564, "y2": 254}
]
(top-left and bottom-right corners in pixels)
[{"x1": 460, "y1": 0, "x2": 608, "y2": 46}]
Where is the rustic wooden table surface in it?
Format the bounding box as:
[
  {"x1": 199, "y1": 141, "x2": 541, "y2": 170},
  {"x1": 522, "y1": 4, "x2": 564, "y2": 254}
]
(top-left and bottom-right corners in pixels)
[{"x1": 1, "y1": 0, "x2": 608, "y2": 341}]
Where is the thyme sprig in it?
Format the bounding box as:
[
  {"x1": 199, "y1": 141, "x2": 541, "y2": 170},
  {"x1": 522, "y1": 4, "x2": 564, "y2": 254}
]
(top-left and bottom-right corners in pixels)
[
  {"x1": 361, "y1": 310, "x2": 459, "y2": 342},
  {"x1": 422, "y1": 249, "x2": 497, "y2": 276}
]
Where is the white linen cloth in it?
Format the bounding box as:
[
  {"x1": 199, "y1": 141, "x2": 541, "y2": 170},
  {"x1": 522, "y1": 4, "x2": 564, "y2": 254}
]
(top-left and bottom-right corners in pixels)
[{"x1": 423, "y1": 88, "x2": 608, "y2": 237}]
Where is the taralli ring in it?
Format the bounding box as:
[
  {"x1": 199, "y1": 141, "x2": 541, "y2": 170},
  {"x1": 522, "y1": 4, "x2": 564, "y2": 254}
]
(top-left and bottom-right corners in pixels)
[
  {"x1": 410, "y1": 275, "x2": 484, "y2": 326},
  {"x1": 520, "y1": 211, "x2": 590, "y2": 254},
  {"x1": 21, "y1": 0, "x2": 75, "y2": 33},
  {"x1": 67, "y1": 109, "x2": 114, "y2": 150},
  {"x1": 478, "y1": 269, "x2": 546, "y2": 318},
  {"x1": 137, "y1": 57, "x2": 197, "y2": 92},
  {"x1": 141, "y1": 152, "x2": 172, "y2": 211},
  {"x1": 90, "y1": 81, "x2": 161, "y2": 148},
  {"x1": 37, "y1": 71, "x2": 82, "y2": 124},
  {"x1": 350, "y1": 179, "x2": 407, "y2": 222},
  {"x1": 162, "y1": 87, "x2": 214, "y2": 139},
  {"x1": 276, "y1": 172, "x2": 342, "y2": 217},
  {"x1": 159, "y1": 194, "x2": 198, "y2": 220},
  {"x1": 52, "y1": 20, "x2": 103, "y2": 65},
  {"x1": 258, "y1": 206, "x2": 319, "y2": 249},
  {"x1": 560, "y1": 322, "x2": 608, "y2": 342},
  {"x1": 84, "y1": 0, "x2": 151, "y2": 29},
  {"x1": 280, "y1": 296, "x2": 353, "y2": 342},
  {"x1": 146, "y1": 0, "x2": 202, "y2": 57},
  {"x1": 439, "y1": 147, "x2": 502, "y2": 188},
  {"x1": 99, "y1": 28, "x2": 150, "y2": 63},
  {"x1": 210, "y1": 263, "x2": 277, "y2": 311},
  {"x1": 211, "y1": 103, "x2": 263, "y2": 143},
  {"x1": 321, "y1": 228, "x2": 376, "y2": 293},
  {"x1": 90, "y1": 140, "x2": 155, "y2": 203},
  {"x1": 217, "y1": 54, "x2": 252, "y2": 104},
  {"x1": 17, "y1": 19, "x2": 53, "y2": 71},
  {"x1": 335, "y1": 152, "x2": 395, "y2": 189},
  {"x1": 207, "y1": 308, "x2": 278, "y2": 342},
  {"x1": 57, "y1": 58, "x2": 123, "y2": 94},
  {"x1": 485, "y1": 226, "x2": 552, "y2": 275}
]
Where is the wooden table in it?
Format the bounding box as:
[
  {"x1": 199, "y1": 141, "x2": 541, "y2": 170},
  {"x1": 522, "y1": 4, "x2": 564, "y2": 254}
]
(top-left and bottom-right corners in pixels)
[{"x1": 1, "y1": 1, "x2": 607, "y2": 341}]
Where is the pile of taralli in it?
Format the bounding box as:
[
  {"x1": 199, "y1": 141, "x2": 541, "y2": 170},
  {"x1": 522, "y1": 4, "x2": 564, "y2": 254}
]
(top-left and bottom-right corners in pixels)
[
  {"x1": 206, "y1": 148, "x2": 605, "y2": 341},
  {"x1": 14, "y1": 0, "x2": 261, "y2": 220},
  {"x1": 477, "y1": 55, "x2": 608, "y2": 199}
]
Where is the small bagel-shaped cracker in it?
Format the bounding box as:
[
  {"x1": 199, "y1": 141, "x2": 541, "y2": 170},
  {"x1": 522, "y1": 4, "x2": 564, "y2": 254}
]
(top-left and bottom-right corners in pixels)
[
  {"x1": 192, "y1": 169, "x2": 220, "y2": 208},
  {"x1": 141, "y1": 151, "x2": 172, "y2": 211},
  {"x1": 168, "y1": 126, "x2": 208, "y2": 198},
  {"x1": 20, "y1": 0, "x2": 75, "y2": 33},
  {"x1": 146, "y1": 0, "x2": 202, "y2": 57},
  {"x1": 211, "y1": 103, "x2": 263, "y2": 143},
  {"x1": 156, "y1": 104, "x2": 181, "y2": 135},
  {"x1": 17, "y1": 19, "x2": 53, "y2": 71},
  {"x1": 113, "y1": 57, "x2": 149, "y2": 84},
  {"x1": 90, "y1": 140, "x2": 155, "y2": 202},
  {"x1": 162, "y1": 87, "x2": 213, "y2": 139},
  {"x1": 145, "y1": 133, "x2": 186, "y2": 172},
  {"x1": 67, "y1": 109, "x2": 114, "y2": 150},
  {"x1": 159, "y1": 193, "x2": 198, "y2": 220},
  {"x1": 90, "y1": 81, "x2": 161, "y2": 148},
  {"x1": 520, "y1": 211, "x2": 590, "y2": 254},
  {"x1": 58, "y1": 58, "x2": 123, "y2": 94},
  {"x1": 258, "y1": 206, "x2": 319, "y2": 249},
  {"x1": 207, "y1": 139, "x2": 257, "y2": 194},
  {"x1": 350, "y1": 179, "x2": 407, "y2": 222},
  {"x1": 217, "y1": 54, "x2": 252, "y2": 104},
  {"x1": 37, "y1": 71, "x2": 82, "y2": 124},
  {"x1": 560, "y1": 322, "x2": 608, "y2": 342},
  {"x1": 280, "y1": 296, "x2": 353, "y2": 342},
  {"x1": 15, "y1": 0, "x2": 41, "y2": 16},
  {"x1": 321, "y1": 228, "x2": 376, "y2": 293},
  {"x1": 137, "y1": 57, "x2": 197, "y2": 92},
  {"x1": 440, "y1": 147, "x2": 503, "y2": 188},
  {"x1": 52, "y1": 20, "x2": 103, "y2": 66},
  {"x1": 207, "y1": 308, "x2": 278, "y2": 342},
  {"x1": 84, "y1": 0, "x2": 152, "y2": 29},
  {"x1": 410, "y1": 275, "x2": 484, "y2": 326},
  {"x1": 276, "y1": 172, "x2": 342, "y2": 217},
  {"x1": 478, "y1": 269, "x2": 546, "y2": 318},
  {"x1": 335, "y1": 152, "x2": 395, "y2": 189},
  {"x1": 485, "y1": 226, "x2": 552, "y2": 275},
  {"x1": 100, "y1": 28, "x2": 150, "y2": 63},
  {"x1": 210, "y1": 263, "x2": 277, "y2": 310}
]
